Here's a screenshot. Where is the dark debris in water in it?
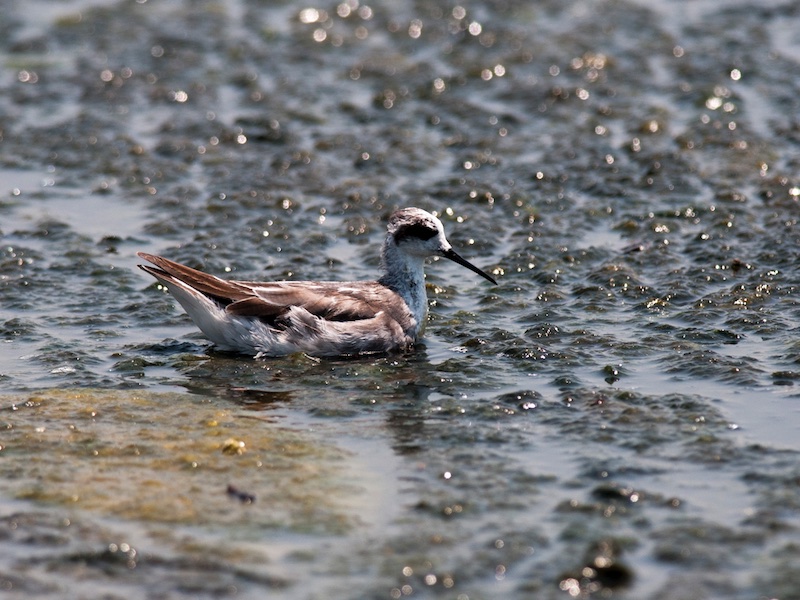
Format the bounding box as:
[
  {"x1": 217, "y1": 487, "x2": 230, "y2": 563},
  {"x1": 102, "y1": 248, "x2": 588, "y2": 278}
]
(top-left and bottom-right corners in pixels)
[
  {"x1": 557, "y1": 539, "x2": 634, "y2": 597},
  {"x1": 496, "y1": 389, "x2": 542, "y2": 411},
  {"x1": 226, "y1": 484, "x2": 256, "y2": 504},
  {"x1": 61, "y1": 542, "x2": 139, "y2": 574}
]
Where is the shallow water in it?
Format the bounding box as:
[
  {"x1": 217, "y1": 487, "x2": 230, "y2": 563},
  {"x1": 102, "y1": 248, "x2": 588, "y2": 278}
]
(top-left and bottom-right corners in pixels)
[{"x1": 2, "y1": 0, "x2": 800, "y2": 598}]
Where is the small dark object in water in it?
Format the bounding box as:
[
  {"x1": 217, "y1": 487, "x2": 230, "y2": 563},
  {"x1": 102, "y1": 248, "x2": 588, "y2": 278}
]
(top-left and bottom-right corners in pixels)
[
  {"x1": 557, "y1": 539, "x2": 633, "y2": 595},
  {"x1": 621, "y1": 242, "x2": 646, "y2": 254},
  {"x1": 227, "y1": 484, "x2": 256, "y2": 504},
  {"x1": 730, "y1": 258, "x2": 750, "y2": 273}
]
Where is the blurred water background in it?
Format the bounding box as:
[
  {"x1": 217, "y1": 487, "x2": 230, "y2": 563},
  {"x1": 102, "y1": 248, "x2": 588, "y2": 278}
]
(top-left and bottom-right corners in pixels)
[{"x1": 2, "y1": 0, "x2": 800, "y2": 598}]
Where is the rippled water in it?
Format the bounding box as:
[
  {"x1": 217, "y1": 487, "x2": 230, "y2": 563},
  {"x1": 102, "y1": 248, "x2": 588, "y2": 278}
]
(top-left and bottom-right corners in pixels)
[{"x1": 2, "y1": 0, "x2": 800, "y2": 598}]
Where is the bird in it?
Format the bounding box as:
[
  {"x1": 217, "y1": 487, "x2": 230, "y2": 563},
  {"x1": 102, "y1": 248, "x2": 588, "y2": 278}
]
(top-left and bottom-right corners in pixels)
[{"x1": 137, "y1": 207, "x2": 497, "y2": 357}]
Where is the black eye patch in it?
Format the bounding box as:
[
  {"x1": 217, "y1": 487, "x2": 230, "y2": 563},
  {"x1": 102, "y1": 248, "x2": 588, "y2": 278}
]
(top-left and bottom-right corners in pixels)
[{"x1": 393, "y1": 222, "x2": 439, "y2": 243}]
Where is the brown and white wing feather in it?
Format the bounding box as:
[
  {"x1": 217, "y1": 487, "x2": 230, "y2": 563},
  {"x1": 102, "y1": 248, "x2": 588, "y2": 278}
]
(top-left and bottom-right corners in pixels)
[
  {"x1": 138, "y1": 253, "x2": 389, "y2": 324},
  {"x1": 228, "y1": 283, "x2": 383, "y2": 322},
  {"x1": 137, "y1": 252, "x2": 252, "y2": 303}
]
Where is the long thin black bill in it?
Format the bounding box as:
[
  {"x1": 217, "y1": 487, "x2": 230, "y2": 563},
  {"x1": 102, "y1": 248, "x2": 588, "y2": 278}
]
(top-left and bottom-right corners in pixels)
[{"x1": 442, "y1": 248, "x2": 497, "y2": 285}]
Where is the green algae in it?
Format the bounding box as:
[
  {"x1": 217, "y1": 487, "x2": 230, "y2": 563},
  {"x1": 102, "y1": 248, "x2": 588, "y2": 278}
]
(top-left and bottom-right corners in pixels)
[{"x1": 0, "y1": 389, "x2": 361, "y2": 533}]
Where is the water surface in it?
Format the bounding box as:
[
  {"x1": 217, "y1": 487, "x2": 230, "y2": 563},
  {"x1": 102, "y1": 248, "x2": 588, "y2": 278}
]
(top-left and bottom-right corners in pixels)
[{"x1": 2, "y1": 0, "x2": 800, "y2": 598}]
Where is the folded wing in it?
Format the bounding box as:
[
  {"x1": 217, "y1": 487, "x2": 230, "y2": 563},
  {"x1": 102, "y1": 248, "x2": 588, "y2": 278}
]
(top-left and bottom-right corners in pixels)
[{"x1": 137, "y1": 252, "x2": 385, "y2": 325}]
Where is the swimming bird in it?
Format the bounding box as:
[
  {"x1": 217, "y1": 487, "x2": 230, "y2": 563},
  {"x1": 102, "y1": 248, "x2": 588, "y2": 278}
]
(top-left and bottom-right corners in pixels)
[{"x1": 137, "y1": 207, "x2": 496, "y2": 357}]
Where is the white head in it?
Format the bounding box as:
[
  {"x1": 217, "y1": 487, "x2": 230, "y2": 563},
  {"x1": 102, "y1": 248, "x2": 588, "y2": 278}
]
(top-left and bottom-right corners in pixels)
[{"x1": 383, "y1": 208, "x2": 497, "y2": 284}]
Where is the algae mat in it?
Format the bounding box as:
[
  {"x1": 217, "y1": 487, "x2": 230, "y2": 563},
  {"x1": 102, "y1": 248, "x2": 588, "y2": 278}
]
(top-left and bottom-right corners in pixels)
[{"x1": 0, "y1": 389, "x2": 366, "y2": 531}]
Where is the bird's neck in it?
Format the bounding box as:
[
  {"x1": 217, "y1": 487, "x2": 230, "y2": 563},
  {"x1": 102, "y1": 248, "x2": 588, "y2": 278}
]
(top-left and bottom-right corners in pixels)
[{"x1": 378, "y1": 243, "x2": 429, "y2": 330}]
